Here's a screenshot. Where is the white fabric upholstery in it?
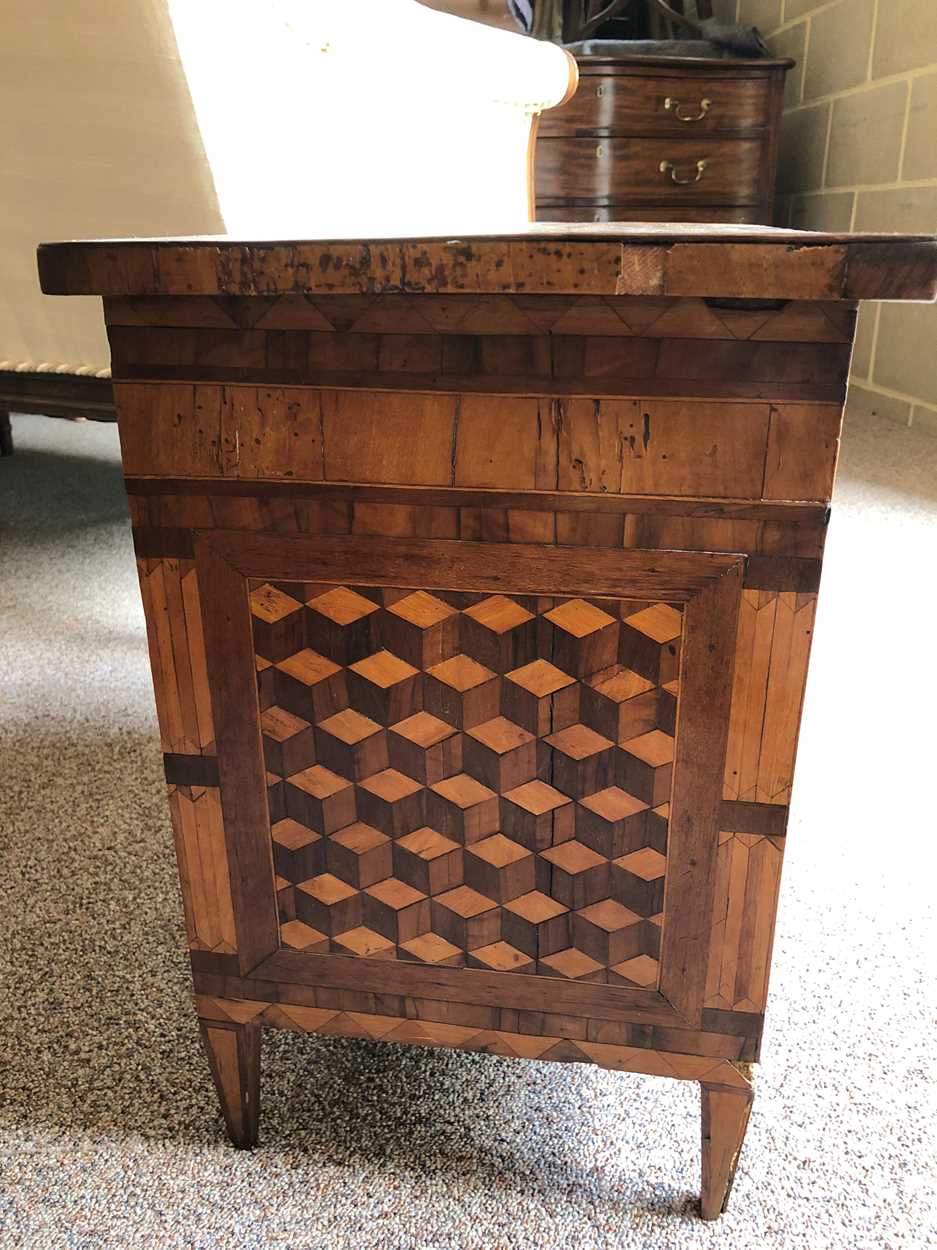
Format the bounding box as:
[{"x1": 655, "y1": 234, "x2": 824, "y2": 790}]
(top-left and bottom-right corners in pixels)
[{"x1": 2, "y1": 0, "x2": 573, "y2": 377}]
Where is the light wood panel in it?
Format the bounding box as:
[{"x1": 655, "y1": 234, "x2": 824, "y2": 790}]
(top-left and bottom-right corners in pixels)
[
  {"x1": 117, "y1": 384, "x2": 842, "y2": 504},
  {"x1": 724, "y1": 592, "x2": 816, "y2": 805},
  {"x1": 136, "y1": 557, "x2": 214, "y2": 754},
  {"x1": 705, "y1": 831, "x2": 784, "y2": 1014},
  {"x1": 168, "y1": 785, "x2": 237, "y2": 954}
]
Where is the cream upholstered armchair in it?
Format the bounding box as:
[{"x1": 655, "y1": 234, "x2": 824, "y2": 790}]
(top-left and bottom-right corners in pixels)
[{"x1": 1, "y1": 0, "x2": 575, "y2": 452}]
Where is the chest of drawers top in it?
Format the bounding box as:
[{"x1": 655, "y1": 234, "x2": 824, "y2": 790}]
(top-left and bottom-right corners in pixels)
[{"x1": 537, "y1": 54, "x2": 794, "y2": 226}]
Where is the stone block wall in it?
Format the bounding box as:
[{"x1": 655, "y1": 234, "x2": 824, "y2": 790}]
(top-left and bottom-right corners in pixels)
[{"x1": 732, "y1": 0, "x2": 937, "y2": 433}]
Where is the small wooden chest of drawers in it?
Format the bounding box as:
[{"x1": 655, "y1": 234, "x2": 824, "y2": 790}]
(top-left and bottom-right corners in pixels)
[{"x1": 537, "y1": 54, "x2": 792, "y2": 225}]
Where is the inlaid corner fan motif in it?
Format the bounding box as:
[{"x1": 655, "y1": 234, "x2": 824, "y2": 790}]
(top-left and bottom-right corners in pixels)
[{"x1": 249, "y1": 581, "x2": 682, "y2": 989}]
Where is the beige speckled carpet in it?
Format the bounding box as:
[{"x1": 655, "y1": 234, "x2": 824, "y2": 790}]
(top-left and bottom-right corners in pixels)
[{"x1": 1, "y1": 411, "x2": 936, "y2": 1250}]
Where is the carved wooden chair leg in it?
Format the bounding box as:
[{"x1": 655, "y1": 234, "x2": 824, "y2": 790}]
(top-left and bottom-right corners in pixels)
[
  {"x1": 0, "y1": 410, "x2": 13, "y2": 456},
  {"x1": 199, "y1": 1020, "x2": 261, "y2": 1149},
  {"x1": 699, "y1": 1078, "x2": 754, "y2": 1220}
]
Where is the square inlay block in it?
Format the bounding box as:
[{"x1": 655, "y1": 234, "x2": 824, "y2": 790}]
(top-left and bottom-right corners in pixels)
[
  {"x1": 537, "y1": 946, "x2": 606, "y2": 982},
  {"x1": 659, "y1": 680, "x2": 679, "y2": 737},
  {"x1": 575, "y1": 786, "x2": 649, "y2": 858},
  {"x1": 267, "y1": 772, "x2": 286, "y2": 825},
  {"x1": 608, "y1": 952, "x2": 660, "y2": 988},
  {"x1": 460, "y1": 594, "x2": 537, "y2": 673},
  {"x1": 501, "y1": 889, "x2": 570, "y2": 958},
  {"x1": 284, "y1": 764, "x2": 356, "y2": 834},
  {"x1": 467, "y1": 940, "x2": 535, "y2": 973},
  {"x1": 397, "y1": 930, "x2": 464, "y2": 967},
  {"x1": 502, "y1": 658, "x2": 580, "y2": 737},
  {"x1": 295, "y1": 871, "x2": 362, "y2": 934},
  {"x1": 463, "y1": 715, "x2": 539, "y2": 792},
  {"x1": 363, "y1": 877, "x2": 431, "y2": 943},
  {"x1": 326, "y1": 821, "x2": 393, "y2": 889},
  {"x1": 279, "y1": 919, "x2": 329, "y2": 953},
  {"x1": 426, "y1": 773, "x2": 499, "y2": 843},
  {"x1": 331, "y1": 925, "x2": 397, "y2": 959},
  {"x1": 261, "y1": 705, "x2": 317, "y2": 777},
  {"x1": 305, "y1": 585, "x2": 379, "y2": 665},
  {"x1": 619, "y1": 604, "x2": 682, "y2": 685},
  {"x1": 611, "y1": 847, "x2": 667, "y2": 916},
  {"x1": 314, "y1": 707, "x2": 387, "y2": 781},
  {"x1": 572, "y1": 898, "x2": 643, "y2": 966},
  {"x1": 347, "y1": 650, "x2": 422, "y2": 725},
  {"x1": 580, "y1": 666, "x2": 659, "y2": 745},
  {"x1": 388, "y1": 711, "x2": 462, "y2": 786},
  {"x1": 271, "y1": 817, "x2": 324, "y2": 883},
  {"x1": 423, "y1": 654, "x2": 499, "y2": 729},
  {"x1": 393, "y1": 826, "x2": 464, "y2": 896},
  {"x1": 646, "y1": 803, "x2": 670, "y2": 855},
  {"x1": 276, "y1": 875, "x2": 295, "y2": 922},
  {"x1": 431, "y1": 884, "x2": 500, "y2": 950},
  {"x1": 378, "y1": 590, "x2": 460, "y2": 669},
  {"x1": 500, "y1": 779, "x2": 574, "y2": 851},
  {"x1": 250, "y1": 583, "x2": 304, "y2": 662},
  {"x1": 464, "y1": 833, "x2": 536, "y2": 903},
  {"x1": 256, "y1": 654, "x2": 277, "y2": 711},
  {"x1": 545, "y1": 723, "x2": 616, "y2": 799},
  {"x1": 542, "y1": 598, "x2": 619, "y2": 678},
  {"x1": 642, "y1": 912, "x2": 663, "y2": 960},
  {"x1": 356, "y1": 768, "x2": 425, "y2": 835},
  {"x1": 540, "y1": 839, "x2": 610, "y2": 909},
  {"x1": 275, "y1": 649, "x2": 347, "y2": 724},
  {"x1": 618, "y1": 730, "x2": 675, "y2": 807}
]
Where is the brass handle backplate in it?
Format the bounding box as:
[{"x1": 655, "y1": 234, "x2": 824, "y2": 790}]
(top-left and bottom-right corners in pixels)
[
  {"x1": 660, "y1": 158, "x2": 708, "y2": 185},
  {"x1": 664, "y1": 96, "x2": 712, "y2": 122}
]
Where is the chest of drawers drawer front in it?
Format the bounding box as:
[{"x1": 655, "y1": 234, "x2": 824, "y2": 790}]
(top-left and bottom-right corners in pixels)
[
  {"x1": 540, "y1": 73, "x2": 773, "y2": 137},
  {"x1": 536, "y1": 136, "x2": 763, "y2": 205},
  {"x1": 536, "y1": 205, "x2": 764, "y2": 224}
]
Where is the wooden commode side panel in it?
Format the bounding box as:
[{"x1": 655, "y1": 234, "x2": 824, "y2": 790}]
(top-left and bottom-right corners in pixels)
[{"x1": 113, "y1": 288, "x2": 844, "y2": 1065}]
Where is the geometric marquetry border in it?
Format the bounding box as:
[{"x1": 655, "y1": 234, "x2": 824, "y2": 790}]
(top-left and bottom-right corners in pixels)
[
  {"x1": 195, "y1": 531, "x2": 744, "y2": 1029},
  {"x1": 196, "y1": 995, "x2": 753, "y2": 1091}
]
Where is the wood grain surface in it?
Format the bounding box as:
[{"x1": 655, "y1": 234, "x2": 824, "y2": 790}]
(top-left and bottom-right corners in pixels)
[{"x1": 38, "y1": 228, "x2": 937, "y2": 302}]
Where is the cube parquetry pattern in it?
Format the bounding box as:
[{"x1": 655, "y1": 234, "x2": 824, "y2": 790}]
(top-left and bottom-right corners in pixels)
[{"x1": 251, "y1": 580, "x2": 681, "y2": 988}]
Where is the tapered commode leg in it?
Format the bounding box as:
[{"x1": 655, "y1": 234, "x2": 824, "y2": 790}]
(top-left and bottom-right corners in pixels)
[
  {"x1": 699, "y1": 1079, "x2": 754, "y2": 1220},
  {"x1": 199, "y1": 1020, "x2": 261, "y2": 1148}
]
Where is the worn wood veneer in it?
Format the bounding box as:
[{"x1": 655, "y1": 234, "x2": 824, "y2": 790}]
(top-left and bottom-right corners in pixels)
[{"x1": 40, "y1": 225, "x2": 937, "y2": 1220}]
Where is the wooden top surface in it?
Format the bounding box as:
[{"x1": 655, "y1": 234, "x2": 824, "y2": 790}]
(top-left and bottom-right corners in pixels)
[
  {"x1": 573, "y1": 54, "x2": 796, "y2": 70},
  {"x1": 38, "y1": 223, "x2": 937, "y2": 303}
]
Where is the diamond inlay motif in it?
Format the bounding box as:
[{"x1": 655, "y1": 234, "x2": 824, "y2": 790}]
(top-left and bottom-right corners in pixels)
[{"x1": 252, "y1": 581, "x2": 682, "y2": 985}]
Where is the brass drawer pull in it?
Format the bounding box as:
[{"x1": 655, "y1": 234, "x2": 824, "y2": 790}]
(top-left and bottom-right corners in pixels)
[
  {"x1": 660, "y1": 158, "x2": 708, "y2": 185},
  {"x1": 665, "y1": 96, "x2": 712, "y2": 122},
  {"x1": 596, "y1": 144, "x2": 606, "y2": 158}
]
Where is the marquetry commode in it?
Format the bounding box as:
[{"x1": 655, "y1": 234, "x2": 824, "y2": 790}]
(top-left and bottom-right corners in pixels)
[{"x1": 39, "y1": 225, "x2": 937, "y2": 1219}]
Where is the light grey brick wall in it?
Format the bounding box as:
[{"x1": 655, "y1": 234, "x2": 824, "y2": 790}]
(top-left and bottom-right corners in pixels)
[
  {"x1": 734, "y1": 0, "x2": 937, "y2": 434},
  {"x1": 429, "y1": 2, "x2": 937, "y2": 432}
]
